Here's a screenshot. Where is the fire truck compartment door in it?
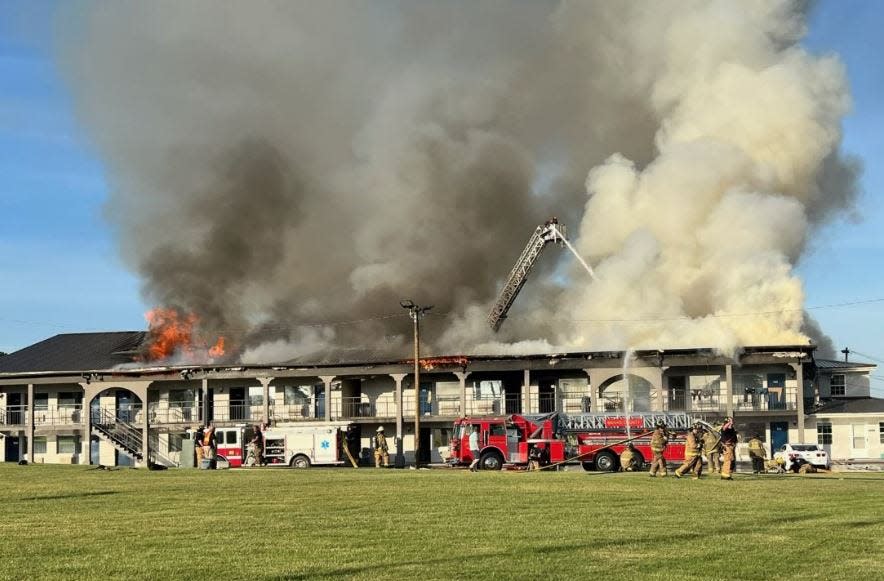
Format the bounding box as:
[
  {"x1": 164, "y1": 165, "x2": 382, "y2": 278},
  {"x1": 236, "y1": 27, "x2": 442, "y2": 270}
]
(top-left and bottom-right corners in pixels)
[
  {"x1": 506, "y1": 427, "x2": 522, "y2": 462},
  {"x1": 312, "y1": 428, "x2": 338, "y2": 463}
]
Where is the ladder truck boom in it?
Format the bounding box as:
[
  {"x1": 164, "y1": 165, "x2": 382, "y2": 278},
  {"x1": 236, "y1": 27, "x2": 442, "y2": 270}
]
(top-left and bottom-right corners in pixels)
[{"x1": 487, "y1": 218, "x2": 567, "y2": 332}]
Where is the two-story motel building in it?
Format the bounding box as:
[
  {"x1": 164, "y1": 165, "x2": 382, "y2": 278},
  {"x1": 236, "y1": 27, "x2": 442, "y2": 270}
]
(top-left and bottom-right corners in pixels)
[{"x1": 0, "y1": 332, "x2": 879, "y2": 467}]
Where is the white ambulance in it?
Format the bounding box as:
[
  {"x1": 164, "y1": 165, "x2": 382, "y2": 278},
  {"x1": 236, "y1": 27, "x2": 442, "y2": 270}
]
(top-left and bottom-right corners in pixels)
[{"x1": 262, "y1": 422, "x2": 355, "y2": 468}]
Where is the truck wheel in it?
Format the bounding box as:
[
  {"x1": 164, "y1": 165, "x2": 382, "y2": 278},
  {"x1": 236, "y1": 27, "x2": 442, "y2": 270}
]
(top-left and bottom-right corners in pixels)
[
  {"x1": 595, "y1": 451, "x2": 617, "y2": 472},
  {"x1": 479, "y1": 451, "x2": 503, "y2": 471},
  {"x1": 581, "y1": 461, "x2": 594, "y2": 472},
  {"x1": 290, "y1": 455, "x2": 311, "y2": 469}
]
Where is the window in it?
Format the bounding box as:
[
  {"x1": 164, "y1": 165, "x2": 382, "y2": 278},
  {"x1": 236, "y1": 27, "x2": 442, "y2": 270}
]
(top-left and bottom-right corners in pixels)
[
  {"x1": 169, "y1": 389, "x2": 194, "y2": 407},
  {"x1": 817, "y1": 422, "x2": 832, "y2": 445},
  {"x1": 475, "y1": 380, "x2": 502, "y2": 399},
  {"x1": 58, "y1": 392, "x2": 82, "y2": 408},
  {"x1": 216, "y1": 431, "x2": 226, "y2": 445},
  {"x1": 34, "y1": 394, "x2": 49, "y2": 411},
  {"x1": 490, "y1": 424, "x2": 506, "y2": 437},
  {"x1": 880, "y1": 423, "x2": 884, "y2": 445},
  {"x1": 169, "y1": 434, "x2": 183, "y2": 453},
  {"x1": 33, "y1": 436, "x2": 47, "y2": 455},
  {"x1": 831, "y1": 374, "x2": 846, "y2": 397},
  {"x1": 284, "y1": 385, "x2": 311, "y2": 405},
  {"x1": 248, "y1": 386, "x2": 263, "y2": 407},
  {"x1": 57, "y1": 436, "x2": 79, "y2": 454}
]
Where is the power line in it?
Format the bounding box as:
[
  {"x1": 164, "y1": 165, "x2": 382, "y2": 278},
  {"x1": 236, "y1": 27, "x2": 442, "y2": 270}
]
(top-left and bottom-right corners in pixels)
[{"x1": 848, "y1": 351, "x2": 884, "y2": 366}]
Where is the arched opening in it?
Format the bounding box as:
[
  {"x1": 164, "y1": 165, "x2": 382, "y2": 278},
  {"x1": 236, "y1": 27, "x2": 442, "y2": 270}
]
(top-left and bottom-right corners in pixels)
[
  {"x1": 597, "y1": 374, "x2": 652, "y2": 412},
  {"x1": 88, "y1": 388, "x2": 144, "y2": 466}
]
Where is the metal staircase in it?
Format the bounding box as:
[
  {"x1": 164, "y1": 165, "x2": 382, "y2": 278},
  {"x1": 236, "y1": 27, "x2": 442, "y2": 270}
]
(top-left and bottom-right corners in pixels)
[
  {"x1": 92, "y1": 407, "x2": 144, "y2": 461},
  {"x1": 91, "y1": 408, "x2": 178, "y2": 466}
]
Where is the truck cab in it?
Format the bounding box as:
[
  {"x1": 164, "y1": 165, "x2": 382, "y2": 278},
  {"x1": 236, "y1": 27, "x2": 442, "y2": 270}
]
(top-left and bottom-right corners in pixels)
[{"x1": 449, "y1": 415, "x2": 563, "y2": 470}]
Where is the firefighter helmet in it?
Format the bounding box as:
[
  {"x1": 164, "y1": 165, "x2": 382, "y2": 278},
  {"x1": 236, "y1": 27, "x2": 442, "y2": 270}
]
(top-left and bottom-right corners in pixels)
[
  {"x1": 655, "y1": 421, "x2": 666, "y2": 428},
  {"x1": 376, "y1": 426, "x2": 384, "y2": 432}
]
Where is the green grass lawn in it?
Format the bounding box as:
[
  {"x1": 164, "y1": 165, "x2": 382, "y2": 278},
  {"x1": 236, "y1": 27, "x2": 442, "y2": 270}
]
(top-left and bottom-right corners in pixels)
[{"x1": 0, "y1": 464, "x2": 881, "y2": 580}]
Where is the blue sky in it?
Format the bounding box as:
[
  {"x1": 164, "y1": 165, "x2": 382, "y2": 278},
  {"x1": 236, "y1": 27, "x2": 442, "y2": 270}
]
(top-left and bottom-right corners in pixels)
[{"x1": 0, "y1": 2, "x2": 882, "y2": 393}]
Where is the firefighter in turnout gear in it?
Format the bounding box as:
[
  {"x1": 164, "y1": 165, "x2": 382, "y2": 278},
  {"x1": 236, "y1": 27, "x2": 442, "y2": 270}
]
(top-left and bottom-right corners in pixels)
[
  {"x1": 675, "y1": 424, "x2": 704, "y2": 479},
  {"x1": 703, "y1": 427, "x2": 722, "y2": 473},
  {"x1": 748, "y1": 434, "x2": 766, "y2": 474},
  {"x1": 719, "y1": 417, "x2": 738, "y2": 480},
  {"x1": 619, "y1": 443, "x2": 639, "y2": 472},
  {"x1": 373, "y1": 426, "x2": 389, "y2": 468},
  {"x1": 649, "y1": 421, "x2": 669, "y2": 477}
]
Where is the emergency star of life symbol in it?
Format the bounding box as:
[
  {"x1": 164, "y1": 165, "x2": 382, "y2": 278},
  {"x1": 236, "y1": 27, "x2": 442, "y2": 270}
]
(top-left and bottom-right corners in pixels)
[{"x1": 321, "y1": 440, "x2": 330, "y2": 449}]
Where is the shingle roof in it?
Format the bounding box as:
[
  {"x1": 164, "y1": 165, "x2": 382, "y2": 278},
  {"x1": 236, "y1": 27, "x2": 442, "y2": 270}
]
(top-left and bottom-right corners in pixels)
[
  {"x1": 813, "y1": 397, "x2": 884, "y2": 415},
  {"x1": 0, "y1": 332, "x2": 147, "y2": 374}
]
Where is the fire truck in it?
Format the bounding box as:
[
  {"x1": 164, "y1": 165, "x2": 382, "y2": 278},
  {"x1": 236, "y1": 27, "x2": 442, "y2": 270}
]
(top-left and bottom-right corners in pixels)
[
  {"x1": 448, "y1": 412, "x2": 696, "y2": 471},
  {"x1": 214, "y1": 422, "x2": 355, "y2": 468}
]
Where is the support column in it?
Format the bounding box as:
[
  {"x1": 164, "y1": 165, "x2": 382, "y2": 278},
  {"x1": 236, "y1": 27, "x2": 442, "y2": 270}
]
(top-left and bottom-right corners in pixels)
[
  {"x1": 792, "y1": 363, "x2": 805, "y2": 441},
  {"x1": 142, "y1": 410, "x2": 150, "y2": 468},
  {"x1": 454, "y1": 371, "x2": 469, "y2": 417},
  {"x1": 392, "y1": 374, "x2": 406, "y2": 467},
  {"x1": 201, "y1": 378, "x2": 209, "y2": 427},
  {"x1": 26, "y1": 383, "x2": 34, "y2": 463},
  {"x1": 584, "y1": 370, "x2": 597, "y2": 412},
  {"x1": 320, "y1": 376, "x2": 335, "y2": 422},
  {"x1": 725, "y1": 364, "x2": 734, "y2": 418},
  {"x1": 259, "y1": 377, "x2": 272, "y2": 425},
  {"x1": 522, "y1": 369, "x2": 530, "y2": 415},
  {"x1": 80, "y1": 382, "x2": 92, "y2": 464},
  {"x1": 655, "y1": 367, "x2": 668, "y2": 412}
]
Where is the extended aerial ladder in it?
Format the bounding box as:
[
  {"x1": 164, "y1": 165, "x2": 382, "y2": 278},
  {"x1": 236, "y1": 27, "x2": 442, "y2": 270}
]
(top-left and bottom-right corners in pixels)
[{"x1": 487, "y1": 218, "x2": 595, "y2": 331}]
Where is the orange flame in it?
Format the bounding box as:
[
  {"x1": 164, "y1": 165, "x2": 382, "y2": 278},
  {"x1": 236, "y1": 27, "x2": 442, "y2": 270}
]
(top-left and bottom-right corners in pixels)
[
  {"x1": 142, "y1": 307, "x2": 226, "y2": 362},
  {"x1": 418, "y1": 356, "x2": 470, "y2": 371}
]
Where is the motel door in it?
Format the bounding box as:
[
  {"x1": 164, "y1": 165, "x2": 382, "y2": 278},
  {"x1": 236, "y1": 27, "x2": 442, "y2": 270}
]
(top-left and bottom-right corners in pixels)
[
  {"x1": 4, "y1": 434, "x2": 22, "y2": 462},
  {"x1": 767, "y1": 374, "x2": 786, "y2": 411},
  {"x1": 770, "y1": 422, "x2": 789, "y2": 452}
]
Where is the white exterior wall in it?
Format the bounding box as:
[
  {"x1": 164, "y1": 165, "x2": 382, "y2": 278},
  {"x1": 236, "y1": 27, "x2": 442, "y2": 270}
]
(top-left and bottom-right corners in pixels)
[{"x1": 807, "y1": 415, "x2": 884, "y2": 461}]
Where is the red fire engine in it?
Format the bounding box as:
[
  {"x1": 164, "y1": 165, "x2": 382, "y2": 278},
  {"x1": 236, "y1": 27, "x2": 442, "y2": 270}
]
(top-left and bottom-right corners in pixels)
[{"x1": 448, "y1": 413, "x2": 695, "y2": 471}]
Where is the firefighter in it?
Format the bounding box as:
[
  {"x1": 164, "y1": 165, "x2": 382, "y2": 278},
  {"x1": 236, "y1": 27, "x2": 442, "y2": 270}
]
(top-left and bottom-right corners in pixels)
[
  {"x1": 703, "y1": 426, "x2": 721, "y2": 473},
  {"x1": 249, "y1": 424, "x2": 264, "y2": 467},
  {"x1": 469, "y1": 425, "x2": 481, "y2": 472},
  {"x1": 373, "y1": 426, "x2": 389, "y2": 468},
  {"x1": 619, "y1": 443, "x2": 638, "y2": 472},
  {"x1": 528, "y1": 445, "x2": 542, "y2": 471},
  {"x1": 649, "y1": 421, "x2": 669, "y2": 477},
  {"x1": 193, "y1": 426, "x2": 205, "y2": 466},
  {"x1": 748, "y1": 434, "x2": 766, "y2": 474},
  {"x1": 719, "y1": 417, "x2": 738, "y2": 480},
  {"x1": 675, "y1": 423, "x2": 704, "y2": 479}
]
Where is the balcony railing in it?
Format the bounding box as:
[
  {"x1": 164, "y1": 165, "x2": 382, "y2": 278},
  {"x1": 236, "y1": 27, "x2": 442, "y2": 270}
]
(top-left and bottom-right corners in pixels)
[
  {"x1": 1, "y1": 405, "x2": 27, "y2": 426},
  {"x1": 559, "y1": 392, "x2": 591, "y2": 414},
  {"x1": 34, "y1": 405, "x2": 84, "y2": 426},
  {"x1": 340, "y1": 397, "x2": 398, "y2": 419},
  {"x1": 148, "y1": 404, "x2": 202, "y2": 425},
  {"x1": 212, "y1": 401, "x2": 264, "y2": 423},
  {"x1": 273, "y1": 402, "x2": 324, "y2": 422},
  {"x1": 732, "y1": 388, "x2": 796, "y2": 412}
]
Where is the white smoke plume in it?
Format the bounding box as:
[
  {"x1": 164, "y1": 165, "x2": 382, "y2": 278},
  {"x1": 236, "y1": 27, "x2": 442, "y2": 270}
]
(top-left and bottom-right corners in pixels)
[{"x1": 57, "y1": 1, "x2": 858, "y2": 362}]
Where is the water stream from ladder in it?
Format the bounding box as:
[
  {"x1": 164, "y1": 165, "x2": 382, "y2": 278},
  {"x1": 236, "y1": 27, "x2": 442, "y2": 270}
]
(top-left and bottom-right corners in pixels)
[{"x1": 622, "y1": 347, "x2": 634, "y2": 438}]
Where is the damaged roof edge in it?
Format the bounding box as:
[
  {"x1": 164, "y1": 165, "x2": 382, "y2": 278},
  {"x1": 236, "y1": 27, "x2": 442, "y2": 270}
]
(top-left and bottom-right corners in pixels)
[{"x1": 0, "y1": 344, "x2": 821, "y2": 381}]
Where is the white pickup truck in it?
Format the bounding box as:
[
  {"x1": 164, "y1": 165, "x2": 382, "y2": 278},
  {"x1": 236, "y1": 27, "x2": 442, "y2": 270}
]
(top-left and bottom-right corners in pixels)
[{"x1": 773, "y1": 443, "x2": 829, "y2": 472}]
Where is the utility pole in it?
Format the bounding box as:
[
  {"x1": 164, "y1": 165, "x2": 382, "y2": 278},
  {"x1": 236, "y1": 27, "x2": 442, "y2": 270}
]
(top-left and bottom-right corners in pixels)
[{"x1": 400, "y1": 299, "x2": 433, "y2": 467}]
